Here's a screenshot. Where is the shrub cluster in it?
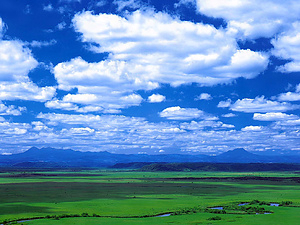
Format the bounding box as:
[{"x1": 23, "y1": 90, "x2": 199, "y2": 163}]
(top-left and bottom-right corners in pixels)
[
  {"x1": 173, "y1": 206, "x2": 202, "y2": 215},
  {"x1": 281, "y1": 201, "x2": 292, "y2": 206},
  {"x1": 205, "y1": 208, "x2": 226, "y2": 214},
  {"x1": 207, "y1": 216, "x2": 222, "y2": 221}
]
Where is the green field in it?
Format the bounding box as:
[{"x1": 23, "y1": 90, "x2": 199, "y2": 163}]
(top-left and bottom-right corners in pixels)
[{"x1": 0, "y1": 170, "x2": 299, "y2": 224}]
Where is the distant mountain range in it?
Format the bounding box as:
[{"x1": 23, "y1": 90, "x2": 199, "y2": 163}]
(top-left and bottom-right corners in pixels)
[{"x1": 0, "y1": 147, "x2": 299, "y2": 168}]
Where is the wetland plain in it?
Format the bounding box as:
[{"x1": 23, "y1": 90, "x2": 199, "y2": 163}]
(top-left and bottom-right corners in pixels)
[{"x1": 0, "y1": 170, "x2": 299, "y2": 224}]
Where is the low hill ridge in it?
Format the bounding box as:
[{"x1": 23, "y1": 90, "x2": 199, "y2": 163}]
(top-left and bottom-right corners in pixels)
[
  {"x1": 215, "y1": 148, "x2": 262, "y2": 163},
  {"x1": 0, "y1": 147, "x2": 299, "y2": 168}
]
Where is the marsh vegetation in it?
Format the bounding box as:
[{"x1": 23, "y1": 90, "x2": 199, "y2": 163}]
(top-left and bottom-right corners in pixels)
[{"x1": 0, "y1": 170, "x2": 299, "y2": 224}]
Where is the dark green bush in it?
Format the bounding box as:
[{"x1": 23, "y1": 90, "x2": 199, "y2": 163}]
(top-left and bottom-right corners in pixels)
[
  {"x1": 81, "y1": 212, "x2": 89, "y2": 217},
  {"x1": 281, "y1": 201, "x2": 292, "y2": 206},
  {"x1": 250, "y1": 199, "x2": 260, "y2": 205},
  {"x1": 207, "y1": 216, "x2": 222, "y2": 220}
]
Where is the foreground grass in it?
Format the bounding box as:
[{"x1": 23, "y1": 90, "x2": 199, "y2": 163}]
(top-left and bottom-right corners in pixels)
[
  {"x1": 22, "y1": 207, "x2": 300, "y2": 225},
  {"x1": 0, "y1": 170, "x2": 299, "y2": 224}
]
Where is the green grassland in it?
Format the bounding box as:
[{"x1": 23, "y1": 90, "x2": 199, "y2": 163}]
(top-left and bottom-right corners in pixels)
[{"x1": 0, "y1": 170, "x2": 299, "y2": 224}]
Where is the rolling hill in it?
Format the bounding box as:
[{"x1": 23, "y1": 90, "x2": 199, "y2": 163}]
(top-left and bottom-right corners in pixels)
[{"x1": 0, "y1": 147, "x2": 299, "y2": 168}]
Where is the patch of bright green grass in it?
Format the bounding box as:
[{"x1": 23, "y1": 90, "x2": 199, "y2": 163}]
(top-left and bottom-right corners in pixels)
[
  {"x1": 0, "y1": 171, "x2": 299, "y2": 224},
  {"x1": 15, "y1": 207, "x2": 300, "y2": 225}
]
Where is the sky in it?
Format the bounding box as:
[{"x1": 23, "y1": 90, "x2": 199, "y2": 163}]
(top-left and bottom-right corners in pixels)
[{"x1": 0, "y1": 0, "x2": 300, "y2": 155}]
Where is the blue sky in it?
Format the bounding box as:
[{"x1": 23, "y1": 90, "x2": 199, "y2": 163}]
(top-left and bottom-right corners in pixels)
[{"x1": 0, "y1": 0, "x2": 300, "y2": 155}]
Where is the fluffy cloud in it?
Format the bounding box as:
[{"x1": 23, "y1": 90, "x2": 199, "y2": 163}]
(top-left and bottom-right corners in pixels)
[
  {"x1": 277, "y1": 93, "x2": 300, "y2": 102},
  {"x1": 0, "y1": 19, "x2": 56, "y2": 102},
  {"x1": 53, "y1": 57, "x2": 147, "y2": 110},
  {"x1": 37, "y1": 113, "x2": 150, "y2": 132},
  {"x1": 61, "y1": 10, "x2": 269, "y2": 111},
  {"x1": 31, "y1": 121, "x2": 51, "y2": 132},
  {"x1": 32, "y1": 112, "x2": 300, "y2": 154},
  {"x1": 56, "y1": 22, "x2": 67, "y2": 30},
  {"x1": 222, "y1": 113, "x2": 237, "y2": 118},
  {"x1": 274, "y1": 119, "x2": 300, "y2": 127},
  {"x1": 253, "y1": 112, "x2": 299, "y2": 121},
  {"x1": 297, "y1": 84, "x2": 300, "y2": 92},
  {"x1": 180, "y1": 120, "x2": 234, "y2": 130},
  {"x1": 120, "y1": 93, "x2": 143, "y2": 105},
  {"x1": 77, "y1": 106, "x2": 103, "y2": 113},
  {"x1": 0, "y1": 121, "x2": 31, "y2": 135},
  {"x1": 45, "y1": 99, "x2": 79, "y2": 111},
  {"x1": 26, "y1": 39, "x2": 57, "y2": 48},
  {"x1": 63, "y1": 127, "x2": 95, "y2": 136},
  {"x1": 36, "y1": 113, "x2": 232, "y2": 152},
  {"x1": 113, "y1": 0, "x2": 143, "y2": 11},
  {"x1": 229, "y1": 96, "x2": 299, "y2": 113},
  {"x1": 0, "y1": 18, "x2": 5, "y2": 38},
  {"x1": 0, "y1": 111, "x2": 298, "y2": 154},
  {"x1": 196, "y1": 0, "x2": 300, "y2": 39},
  {"x1": 241, "y1": 126, "x2": 263, "y2": 131},
  {"x1": 148, "y1": 94, "x2": 166, "y2": 103},
  {"x1": 54, "y1": 57, "x2": 158, "y2": 91},
  {"x1": 95, "y1": 1, "x2": 107, "y2": 7},
  {"x1": 37, "y1": 113, "x2": 103, "y2": 125},
  {"x1": 0, "y1": 40, "x2": 38, "y2": 81},
  {"x1": 195, "y1": 93, "x2": 212, "y2": 100},
  {"x1": 275, "y1": 84, "x2": 300, "y2": 101},
  {"x1": 0, "y1": 82, "x2": 55, "y2": 101},
  {"x1": 47, "y1": 99, "x2": 123, "y2": 114},
  {"x1": 159, "y1": 106, "x2": 205, "y2": 120},
  {"x1": 73, "y1": 11, "x2": 268, "y2": 85},
  {"x1": 272, "y1": 22, "x2": 300, "y2": 72},
  {"x1": 217, "y1": 99, "x2": 232, "y2": 108},
  {"x1": 44, "y1": 104, "x2": 105, "y2": 114},
  {"x1": 175, "y1": 0, "x2": 196, "y2": 8},
  {"x1": 43, "y1": 4, "x2": 54, "y2": 12},
  {"x1": 0, "y1": 103, "x2": 26, "y2": 116},
  {"x1": 195, "y1": 0, "x2": 300, "y2": 73}
]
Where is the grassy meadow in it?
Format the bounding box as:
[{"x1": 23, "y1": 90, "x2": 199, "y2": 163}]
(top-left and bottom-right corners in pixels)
[{"x1": 0, "y1": 170, "x2": 299, "y2": 224}]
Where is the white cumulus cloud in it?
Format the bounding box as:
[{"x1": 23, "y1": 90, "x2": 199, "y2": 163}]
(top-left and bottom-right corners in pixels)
[
  {"x1": 113, "y1": 0, "x2": 143, "y2": 11},
  {"x1": 45, "y1": 99, "x2": 79, "y2": 111},
  {"x1": 0, "y1": 103, "x2": 26, "y2": 116},
  {"x1": 277, "y1": 92, "x2": 300, "y2": 102},
  {"x1": 253, "y1": 112, "x2": 299, "y2": 121},
  {"x1": 26, "y1": 39, "x2": 57, "y2": 48},
  {"x1": 196, "y1": 0, "x2": 300, "y2": 39},
  {"x1": 73, "y1": 11, "x2": 268, "y2": 86},
  {"x1": 0, "y1": 18, "x2": 56, "y2": 102},
  {"x1": 272, "y1": 22, "x2": 300, "y2": 72},
  {"x1": 276, "y1": 84, "x2": 300, "y2": 101},
  {"x1": 230, "y1": 96, "x2": 299, "y2": 113},
  {"x1": 159, "y1": 106, "x2": 205, "y2": 120},
  {"x1": 55, "y1": 10, "x2": 269, "y2": 111},
  {"x1": 43, "y1": 4, "x2": 54, "y2": 12},
  {"x1": 222, "y1": 113, "x2": 237, "y2": 118},
  {"x1": 195, "y1": 93, "x2": 212, "y2": 100},
  {"x1": 148, "y1": 94, "x2": 166, "y2": 103},
  {"x1": 242, "y1": 125, "x2": 263, "y2": 131},
  {"x1": 53, "y1": 57, "x2": 148, "y2": 110},
  {"x1": 0, "y1": 40, "x2": 38, "y2": 81},
  {"x1": 0, "y1": 111, "x2": 299, "y2": 154},
  {"x1": 0, "y1": 82, "x2": 55, "y2": 102},
  {"x1": 0, "y1": 18, "x2": 5, "y2": 38},
  {"x1": 195, "y1": 0, "x2": 300, "y2": 73},
  {"x1": 217, "y1": 99, "x2": 232, "y2": 108}
]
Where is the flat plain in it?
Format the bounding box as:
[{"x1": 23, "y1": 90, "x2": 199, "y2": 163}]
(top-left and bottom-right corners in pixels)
[{"x1": 0, "y1": 170, "x2": 299, "y2": 224}]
